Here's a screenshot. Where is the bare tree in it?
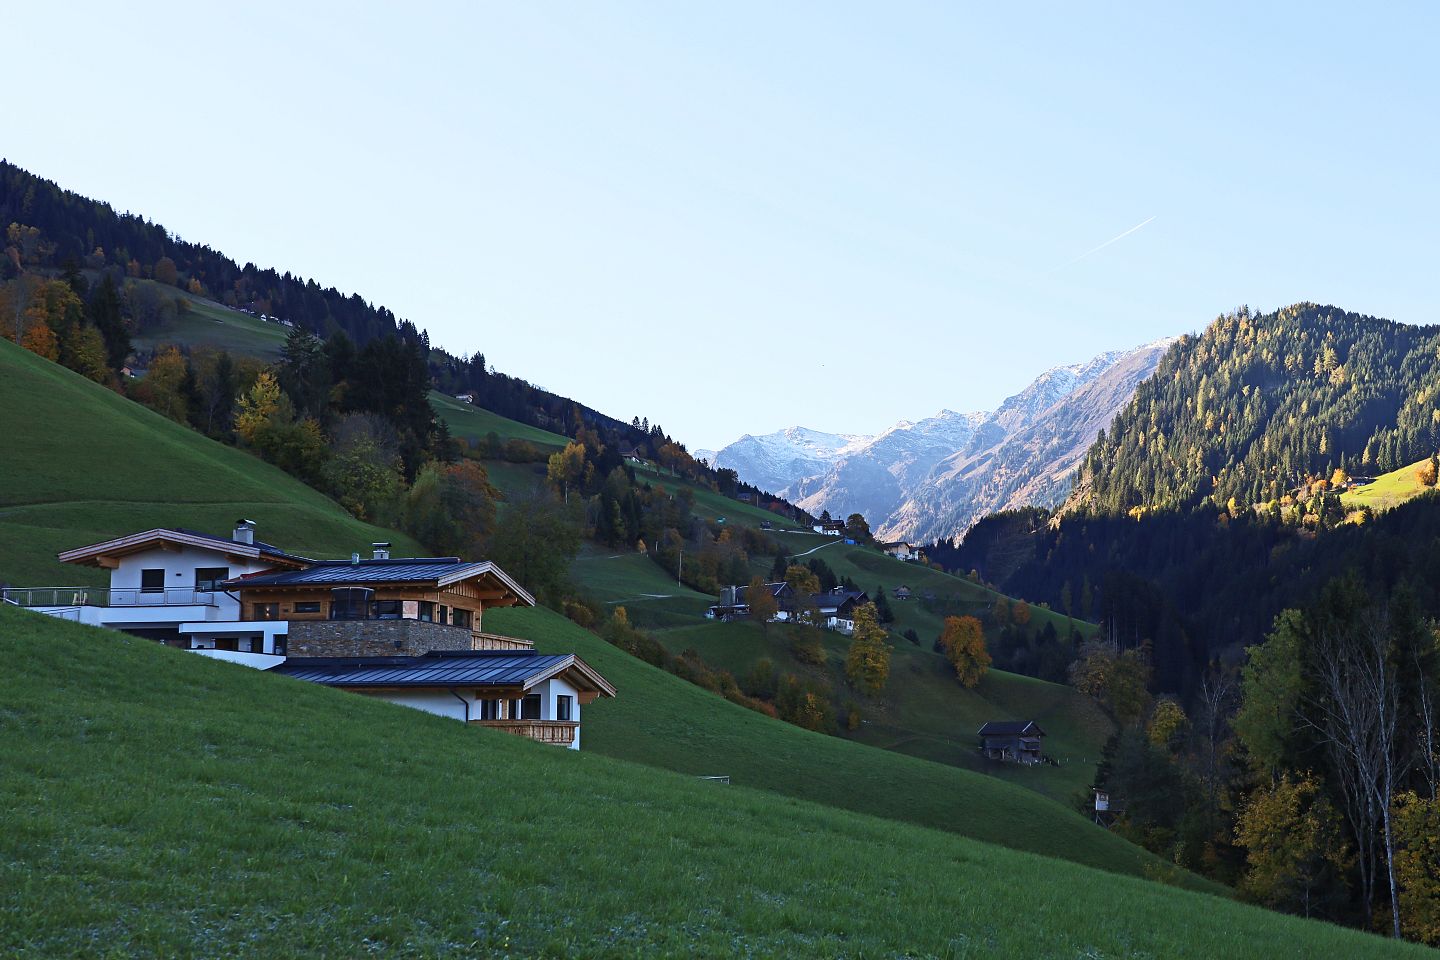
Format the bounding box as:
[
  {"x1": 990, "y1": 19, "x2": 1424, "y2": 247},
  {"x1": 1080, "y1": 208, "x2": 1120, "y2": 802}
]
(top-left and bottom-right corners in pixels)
[
  {"x1": 1196, "y1": 667, "x2": 1237, "y2": 818},
  {"x1": 1415, "y1": 637, "x2": 1439, "y2": 802},
  {"x1": 1305, "y1": 603, "x2": 1408, "y2": 938}
]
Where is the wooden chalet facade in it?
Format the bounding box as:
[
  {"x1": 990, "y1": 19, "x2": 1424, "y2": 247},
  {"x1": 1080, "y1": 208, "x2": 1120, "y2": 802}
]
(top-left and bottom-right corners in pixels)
[
  {"x1": 977, "y1": 720, "x2": 1046, "y2": 764},
  {"x1": 223, "y1": 545, "x2": 536, "y2": 657}
]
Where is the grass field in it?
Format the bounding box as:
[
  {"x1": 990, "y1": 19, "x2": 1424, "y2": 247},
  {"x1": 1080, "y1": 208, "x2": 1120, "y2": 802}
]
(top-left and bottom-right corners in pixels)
[
  {"x1": 0, "y1": 340, "x2": 425, "y2": 586},
  {"x1": 1342, "y1": 457, "x2": 1440, "y2": 512},
  {"x1": 130, "y1": 283, "x2": 291, "y2": 359},
  {"x1": 1, "y1": 608, "x2": 1425, "y2": 958},
  {"x1": 431, "y1": 391, "x2": 571, "y2": 452}
]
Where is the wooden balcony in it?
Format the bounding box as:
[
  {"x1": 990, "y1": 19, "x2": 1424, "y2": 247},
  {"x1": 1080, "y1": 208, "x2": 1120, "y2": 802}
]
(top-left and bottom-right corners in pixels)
[
  {"x1": 472, "y1": 631, "x2": 534, "y2": 651},
  {"x1": 473, "y1": 719, "x2": 578, "y2": 745}
]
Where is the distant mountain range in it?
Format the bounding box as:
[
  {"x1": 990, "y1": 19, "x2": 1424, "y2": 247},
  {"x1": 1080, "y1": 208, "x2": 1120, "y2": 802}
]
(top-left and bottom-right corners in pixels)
[{"x1": 701, "y1": 339, "x2": 1176, "y2": 543}]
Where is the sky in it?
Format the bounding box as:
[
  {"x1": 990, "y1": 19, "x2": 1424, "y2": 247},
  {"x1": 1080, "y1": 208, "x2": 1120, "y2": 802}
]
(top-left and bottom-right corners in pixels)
[{"x1": 5, "y1": 1, "x2": 1438, "y2": 450}]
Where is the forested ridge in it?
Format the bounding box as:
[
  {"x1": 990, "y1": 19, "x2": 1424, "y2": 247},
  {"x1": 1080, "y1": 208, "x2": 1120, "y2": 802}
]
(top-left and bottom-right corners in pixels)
[{"x1": 1072, "y1": 303, "x2": 1440, "y2": 516}]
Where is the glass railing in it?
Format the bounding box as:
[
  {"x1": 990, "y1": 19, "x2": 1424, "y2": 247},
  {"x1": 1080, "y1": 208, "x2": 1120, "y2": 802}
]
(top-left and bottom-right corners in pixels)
[{"x1": 0, "y1": 587, "x2": 224, "y2": 608}]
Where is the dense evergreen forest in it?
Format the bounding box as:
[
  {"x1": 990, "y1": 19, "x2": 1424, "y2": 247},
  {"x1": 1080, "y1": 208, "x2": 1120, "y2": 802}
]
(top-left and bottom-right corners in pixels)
[{"x1": 1074, "y1": 304, "x2": 1440, "y2": 515}]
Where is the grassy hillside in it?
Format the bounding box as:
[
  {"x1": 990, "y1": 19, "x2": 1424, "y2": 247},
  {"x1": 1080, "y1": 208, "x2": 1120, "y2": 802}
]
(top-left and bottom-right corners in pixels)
[
  {"x1": 431, "y1": 390, "x2": 570, "y2": 452},
  {"x1": 129, "y1": 282, "x2": 290, "y2": 359},
  {"x1": 0, "y1": 339, "x2": 425, "y2": 586},
  {"x1": 565, "y1": 536, "x2": 1108, "y2": 799},
  {"x1": 2, "y1": 609, "x2": 1424, "y2": 959},
  {"x1": 491, "y1": 605, "x2": 1159, "y2": 878},
  {"x1": 1342, "y1": 457, "x2": 1440, "y2": 512}
]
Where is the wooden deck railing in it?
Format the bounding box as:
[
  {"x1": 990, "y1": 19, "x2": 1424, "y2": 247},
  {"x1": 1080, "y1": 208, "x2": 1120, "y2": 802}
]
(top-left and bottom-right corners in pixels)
[
  {"x1": 473, "y1": 719, "x2": 578, "y2": 745},
  {"x1": 471, "y1": 631, "x2": 534, "y2": 651}
]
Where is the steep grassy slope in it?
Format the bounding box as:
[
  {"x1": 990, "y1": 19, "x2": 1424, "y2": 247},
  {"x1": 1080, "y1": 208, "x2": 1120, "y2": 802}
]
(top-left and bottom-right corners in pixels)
[
  {"x1": 1342, "y1": 457, "x2": 1440, "y2": 512},
  {"x1": 0, "y1": 339, "x2": 425, "y2": 586},
  {"x1": 431, "y1": 390, "x2": 570, "y2": 452},
  {"x1": 129, "y1": 282, "x2": 290, "y2": 359},
  {"x1": 489, "y1": 605, "x2": 1167, "y2": 882},
  {"x1": 2, "y1": 609, "x2": 1425, "y2": 959}
]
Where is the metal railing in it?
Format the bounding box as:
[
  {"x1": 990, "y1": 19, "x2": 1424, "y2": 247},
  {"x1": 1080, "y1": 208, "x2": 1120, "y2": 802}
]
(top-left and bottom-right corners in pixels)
[{"x1": 0, "y1": 586, "x2": 225, "y2": 609}]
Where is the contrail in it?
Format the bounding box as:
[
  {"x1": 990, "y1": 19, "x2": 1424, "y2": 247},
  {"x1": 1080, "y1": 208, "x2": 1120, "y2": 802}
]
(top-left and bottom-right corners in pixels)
[{"x1": 1051, "y1": 215, "x2": 1156, "y2": 272}]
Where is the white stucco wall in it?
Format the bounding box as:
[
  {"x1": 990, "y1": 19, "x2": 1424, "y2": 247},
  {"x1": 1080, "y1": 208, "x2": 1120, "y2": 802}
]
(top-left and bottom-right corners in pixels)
[
  {"x1": 108, "y1": 544, "x2": 276, "y2": 619},
  {"x1": 359, "y1": 679, "x2": 584, "y2": 749}
]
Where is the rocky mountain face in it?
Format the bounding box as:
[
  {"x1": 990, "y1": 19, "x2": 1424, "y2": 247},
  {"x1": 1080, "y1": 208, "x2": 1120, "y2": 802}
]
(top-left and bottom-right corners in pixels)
[{"x1": 703, "y1": 339, "x2": 1175, "y2": 543}]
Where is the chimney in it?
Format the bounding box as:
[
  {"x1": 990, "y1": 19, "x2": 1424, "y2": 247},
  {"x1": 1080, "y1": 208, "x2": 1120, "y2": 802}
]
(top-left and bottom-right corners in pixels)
[
  {"x1": 234, "y1": 519, "x2": 256, "y2": 545},
  {"x1": 372, "y1": 542, "x2": 391, "y2": 561}
]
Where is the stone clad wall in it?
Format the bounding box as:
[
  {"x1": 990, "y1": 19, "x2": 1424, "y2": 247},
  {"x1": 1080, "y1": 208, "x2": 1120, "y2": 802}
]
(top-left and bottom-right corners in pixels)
[{"x1": 286, "y1": 619, "x2": 474, "y2": 658}]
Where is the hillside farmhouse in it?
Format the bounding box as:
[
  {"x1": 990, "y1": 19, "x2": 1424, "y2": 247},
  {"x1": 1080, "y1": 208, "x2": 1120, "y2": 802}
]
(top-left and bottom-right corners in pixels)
[
  {"x1": 5, "y1": 522, "x2": 614, "y2": 749},
  {"x1": 811, "y1": 518, "x2": 845, "y2": 535},
  {"x1": 978, "y1": 720, "x2": 1046, "y2": 764},
  {"x1": 881, "y1": 541, "x2": 920, "y2": 562}
]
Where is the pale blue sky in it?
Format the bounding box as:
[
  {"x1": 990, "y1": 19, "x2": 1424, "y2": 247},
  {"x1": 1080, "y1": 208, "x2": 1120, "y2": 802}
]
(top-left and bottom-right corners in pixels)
[{"x1": 7, "y1": 2, "x2": 1437, "y2": 449}]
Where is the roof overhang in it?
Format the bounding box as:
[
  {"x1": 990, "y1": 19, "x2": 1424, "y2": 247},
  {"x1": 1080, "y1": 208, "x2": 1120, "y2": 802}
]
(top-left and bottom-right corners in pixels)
[
  {"x1": 438, "y1": 561, "x2": 536, "y2": 608},
  {"x1": 57, "y1": 528, "x2": 309, "y2": 569},
  {"x1": 524, "y1": 654, "x2": 617, "y2": 698}
]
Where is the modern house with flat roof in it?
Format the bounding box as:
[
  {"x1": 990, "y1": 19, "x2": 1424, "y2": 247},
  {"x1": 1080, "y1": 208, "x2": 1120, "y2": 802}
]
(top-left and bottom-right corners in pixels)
[{"x1": 5, "y1": 522, "x2": 615, "y2": 747}]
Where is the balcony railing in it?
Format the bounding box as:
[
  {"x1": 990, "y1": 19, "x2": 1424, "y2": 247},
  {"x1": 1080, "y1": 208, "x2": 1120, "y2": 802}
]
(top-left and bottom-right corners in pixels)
[
  {"x1": 473, "y1": 719, "x2": 578, "y2": 745},
  {"x1": 0, "y1": 586, "x2": 224, "y2": 609}
]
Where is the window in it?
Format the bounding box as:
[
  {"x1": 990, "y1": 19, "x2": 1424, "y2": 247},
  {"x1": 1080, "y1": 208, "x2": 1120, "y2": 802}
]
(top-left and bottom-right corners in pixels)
[
  {"x1": 140, "y1": 569, "x2": 166, "y2": 594},
  {"x1": 438, "y1": 605, "x2": 449, "y2": 625},
  {"x1": 556, "y1": 695, "x2": 573, "y2": 722},
  {"x1": 417, "y1": 601, "x2": 435, "y2": 622},
  {"x1": 253, "y1": 603, "x2": 281, "y2": 621},
  {"x1": 293, "y1": 601, "x2": 321, "y2": 614},
  {"x1": 273, "y1": 635, "x2": 288, "y2": 656},
  {"x1": 478, "y1": 699, "x2": 501, "y2": 720},
  {"x1": 517, "y1": 694, "x2": 542, "y2": 721},
  {"x1": 452, "y1": 607, "x2": 473, "y2": 630},
  {"x1": 194, "y1": 567, "x2": 229, "y2": 592},
  {"x1": 372, "y1": 600, "x2": 402, "y2": 620}
]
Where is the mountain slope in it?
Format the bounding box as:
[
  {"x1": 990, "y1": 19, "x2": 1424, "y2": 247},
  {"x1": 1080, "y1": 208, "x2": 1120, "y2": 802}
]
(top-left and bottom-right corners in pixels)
[
  {"x1": 1069, "y1": 304, "x2": 1440, "y2": 516},
  {"x1": 706, "y1": 341, "x2": 1171, "y2": 541},
  {"x1": 7, "y1": 608, "x2": 1424, "y2": 958},
  {"x1": 0, "y1": 338, "x2": 426, "y2": 586},
  {"x1": 893, "y1": 339, "x2": 1175, "y2": 542}
]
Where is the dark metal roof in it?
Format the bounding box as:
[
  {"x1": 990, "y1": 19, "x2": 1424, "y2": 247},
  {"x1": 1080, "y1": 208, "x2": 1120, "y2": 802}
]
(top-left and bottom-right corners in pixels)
[
  {"x1": 224, "y1": 558, "x2": 470, "y2": 587},
  {"x1": 977, "y1": 720, "x2": 1046, "y2": 737},
  {"x1": 274, "y1": 650, "x2": 574, "y2": 688},
  {"x1": 171, "y1": 528, "x2": 302, "y2": 560}
]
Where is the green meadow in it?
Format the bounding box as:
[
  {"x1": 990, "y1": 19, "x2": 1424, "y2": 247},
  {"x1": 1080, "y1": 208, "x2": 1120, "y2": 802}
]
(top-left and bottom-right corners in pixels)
[
  {"x1": 1341, "y1": 457, "x2": 1440, "y2": 512},
  {"x1": 0, "y1": 339, "x2": 424, "y2": 586},
  {"x1": 0, "y1": 608, "x2": 1425, "y2": 959}
]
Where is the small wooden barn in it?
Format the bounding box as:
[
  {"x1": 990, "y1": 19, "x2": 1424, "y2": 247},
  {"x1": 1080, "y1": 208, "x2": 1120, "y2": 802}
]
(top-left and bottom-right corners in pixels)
[{"x1": 977, "y1": 720, "x2": 1046, "y2": 764}]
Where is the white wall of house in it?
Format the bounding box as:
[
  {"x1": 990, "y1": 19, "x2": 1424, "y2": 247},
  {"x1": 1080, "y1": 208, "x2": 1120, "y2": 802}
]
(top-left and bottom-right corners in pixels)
[
  {"x1": 108, "y1": 544, "x2": 274, "y2": 618},
  {"x1": 357, "y1": 678, "x2": 584, "y2": 749}
]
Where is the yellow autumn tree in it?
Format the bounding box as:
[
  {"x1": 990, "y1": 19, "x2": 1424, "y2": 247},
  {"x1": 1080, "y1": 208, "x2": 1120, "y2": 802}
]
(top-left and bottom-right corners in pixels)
[
  {"x1": 844, "y1": 602, "x2": 890, "y2": 695},
  {"x1": 746, "y1": 575, "x2": 779, "y2": 629},
  {"x1": 940, "y1": 615, "x2": 990, "y2": 688},
  {"x1": 1393, "y1": 792, "x2": 1440, "y2": 945},
  {"x1": 134, "y1": 346, "x2": 189, "y2": 422},
  {"x1": 1147, "y1": 697, "x2": 1188, "y2": 748},
  {"x1": 235, "y1": 371, "x2": 283, "y2": 444},
  {"x1": 546, "y1": 440, "x2": 586, "y2": 503},
  {"x1": 19, "y1": 318, "x2": 58, "y2": 360},
  {"x1": 1235, "y1": 774, "x2": 1352, "y2": 918}
]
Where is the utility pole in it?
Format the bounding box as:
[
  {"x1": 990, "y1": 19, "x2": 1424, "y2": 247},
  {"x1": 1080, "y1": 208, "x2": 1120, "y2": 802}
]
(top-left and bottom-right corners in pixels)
[{"x1": 677, "y1": 543, "x2": 683, "y2": 587}]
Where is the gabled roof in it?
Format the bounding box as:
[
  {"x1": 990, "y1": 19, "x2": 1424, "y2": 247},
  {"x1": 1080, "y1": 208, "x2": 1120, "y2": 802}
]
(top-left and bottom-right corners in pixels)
[
  {"x1": 223, "y1": 558, "x2": 536, "y2": 607},
  {"x1": 273, "y1": 649, "x2": 615, "y2": 696},
  {"x1": 977, "y1": 720, "x2": 1046, "y2": 737},
  {"x1": 737, "y1": 581, "x2": 791, "y2": 602},
  {"x1": 58, "y1": 528, "x2": 310, "y2": 569}
]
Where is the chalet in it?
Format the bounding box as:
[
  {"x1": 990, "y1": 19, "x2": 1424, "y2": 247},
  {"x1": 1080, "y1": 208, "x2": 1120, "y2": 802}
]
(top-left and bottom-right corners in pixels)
[
  {"x1": 273, "y1": 649, "x2": 615, "y2": 750},
  {"x1": 706, "y1": 581, "x2": 794, "y2": 621},
  {"x1": 455, "y1": 392, "x2": 476, "y2": 404},
  {"x1": 796, "y1": 586, "x2": 869, "y2": 634},
  {"x1": 6, "y1": 523, "x2": 616, "y2": 748},
  {"x1": 893, "y1": 585, "x2": 913, "y2": 601},
  {"x1": 882, "y1": 541, "x2": 919, "y2": 562},
  {"x1": 5, "y1": 521, "x2": 310, "y2": 662},
  {"x1": 619, "y1": 446, "x2": 648, "y2": 466},
  {"x1": 977, "y1": 720, "x2": 1046, "y2": 764},
  {"x1": 811, "y1": 518, "x2": 845, "y2": 535}
]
